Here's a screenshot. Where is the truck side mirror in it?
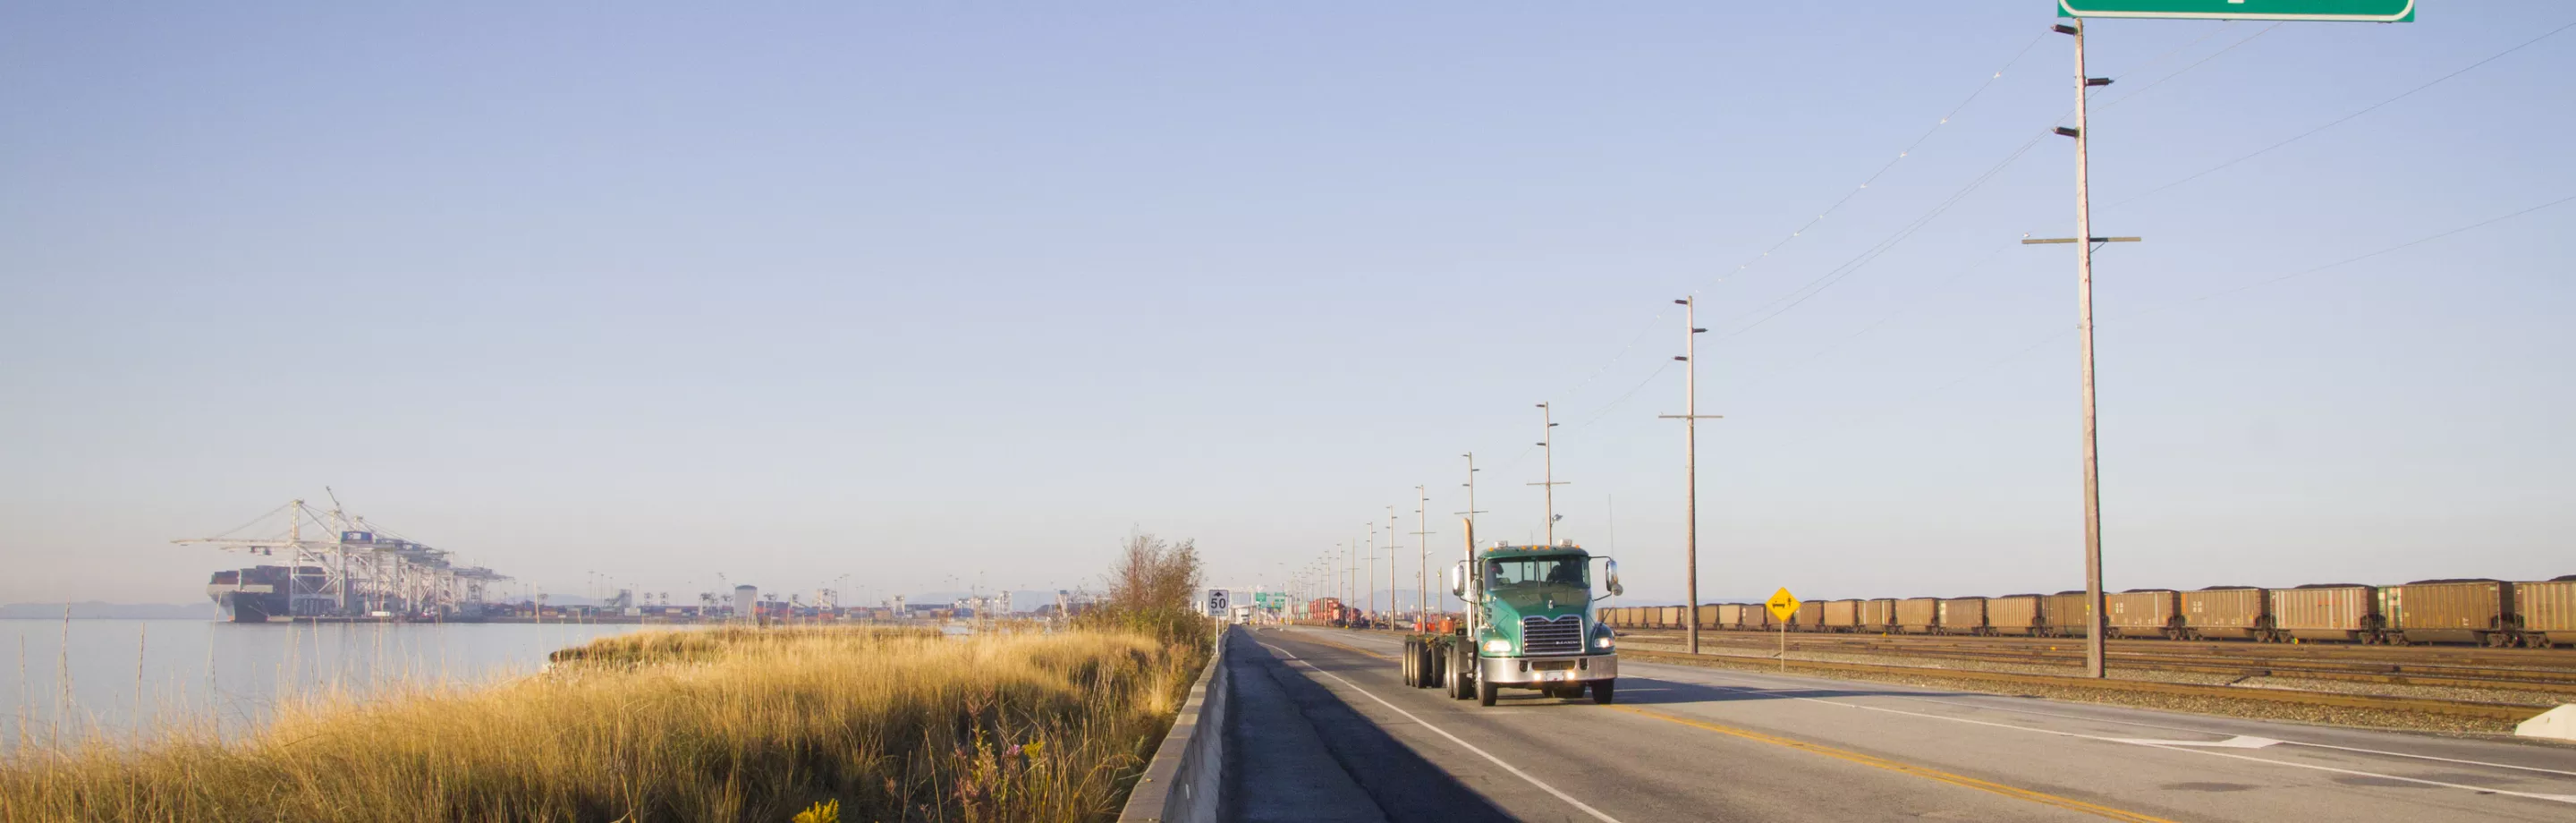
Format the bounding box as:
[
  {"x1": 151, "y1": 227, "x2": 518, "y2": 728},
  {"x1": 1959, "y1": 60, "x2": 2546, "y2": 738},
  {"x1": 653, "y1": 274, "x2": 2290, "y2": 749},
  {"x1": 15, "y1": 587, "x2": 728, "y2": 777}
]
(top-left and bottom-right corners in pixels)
[
  {"x1": 1603, "y1": 559, "x2": 1624, "y2": 596},
  {"x1": 1448, "y1": 563, "x2": 1467, "y2": 598}
]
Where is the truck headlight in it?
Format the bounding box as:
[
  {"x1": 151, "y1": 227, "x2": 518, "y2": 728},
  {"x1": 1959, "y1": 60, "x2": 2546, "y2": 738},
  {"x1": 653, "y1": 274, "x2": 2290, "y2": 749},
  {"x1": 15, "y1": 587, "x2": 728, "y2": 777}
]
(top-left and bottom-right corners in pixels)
[
  {"x1": 1595, "y1": 635, "x2": 1614, "y2": 649},
  {"x1": 1483, "y1": 639, "x2": 1512, "y2": 654}
]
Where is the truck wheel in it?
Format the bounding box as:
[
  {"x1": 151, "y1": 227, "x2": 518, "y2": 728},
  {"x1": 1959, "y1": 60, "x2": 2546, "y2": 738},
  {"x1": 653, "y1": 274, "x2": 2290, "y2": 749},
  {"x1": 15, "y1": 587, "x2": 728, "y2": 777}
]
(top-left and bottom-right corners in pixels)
[
  {"x1": 1590, "y1": 679, "x2": 1616, "y2": 705},
  {"x1": 1448, "y1": 645, "x2": 1474, "y2": 700},
  {"x1": 1478, "y1": 679, "x2": 1498, "y2": 707}
]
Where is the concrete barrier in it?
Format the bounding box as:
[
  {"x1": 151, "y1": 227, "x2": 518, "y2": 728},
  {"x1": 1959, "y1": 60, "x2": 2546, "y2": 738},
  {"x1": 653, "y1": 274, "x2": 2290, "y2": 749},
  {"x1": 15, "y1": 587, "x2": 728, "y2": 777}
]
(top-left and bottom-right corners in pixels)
[
  {"x1": 2517, "y1": 704, "x2": 2576, "y2": 742},
  {"x1": 1117, "y1": 625, "x2": 1231, "y2": 823}
]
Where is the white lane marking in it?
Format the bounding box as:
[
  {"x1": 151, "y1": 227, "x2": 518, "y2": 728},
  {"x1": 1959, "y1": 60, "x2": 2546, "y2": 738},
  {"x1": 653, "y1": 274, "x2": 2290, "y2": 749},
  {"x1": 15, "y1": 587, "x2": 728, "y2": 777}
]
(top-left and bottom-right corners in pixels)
[
  {"x1": 2138, "y1": 745, "x2": 2576, "y2": 805},
  {"x1": 2105, "y1": 735, "x2": 2282, "y2": 749},
  {"x1": 1635, "y1": 658, "x2": 2576, "y2": 779},
  {"x1": 1619, "y1": 660, "x2": 2576, "y2": 805},
  {"x1": 1258, "y1": 641, "x2": 1625, "y2": 823}
]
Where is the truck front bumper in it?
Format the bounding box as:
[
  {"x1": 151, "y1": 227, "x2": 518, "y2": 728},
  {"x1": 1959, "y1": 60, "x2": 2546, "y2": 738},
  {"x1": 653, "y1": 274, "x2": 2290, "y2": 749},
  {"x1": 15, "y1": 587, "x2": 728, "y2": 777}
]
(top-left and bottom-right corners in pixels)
[{"x1": 1478, "y1": 653, "x2": 1616, "y2": 685}]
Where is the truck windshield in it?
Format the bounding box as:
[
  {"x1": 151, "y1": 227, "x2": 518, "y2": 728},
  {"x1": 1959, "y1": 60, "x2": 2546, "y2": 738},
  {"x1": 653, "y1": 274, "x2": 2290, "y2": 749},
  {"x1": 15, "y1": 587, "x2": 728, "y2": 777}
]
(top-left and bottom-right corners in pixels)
[{"x1": 1486, "y1": 556, "x2": 1586, "y2": 589}]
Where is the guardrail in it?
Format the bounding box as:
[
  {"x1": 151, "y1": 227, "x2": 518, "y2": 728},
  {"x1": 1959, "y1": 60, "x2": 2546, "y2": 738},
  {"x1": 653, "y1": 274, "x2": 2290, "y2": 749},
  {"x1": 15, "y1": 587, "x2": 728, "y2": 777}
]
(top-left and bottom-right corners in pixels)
[{"x1": 1117, "y1": 624, "x2": 1231, "y2": 823}]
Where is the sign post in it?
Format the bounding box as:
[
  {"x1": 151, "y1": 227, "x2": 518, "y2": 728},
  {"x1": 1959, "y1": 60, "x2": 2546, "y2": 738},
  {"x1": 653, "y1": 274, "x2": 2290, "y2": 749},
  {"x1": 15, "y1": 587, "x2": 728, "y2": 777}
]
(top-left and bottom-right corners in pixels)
[{"x1": 1767, "y1": 588, "x2": 1801, "y2": 674}]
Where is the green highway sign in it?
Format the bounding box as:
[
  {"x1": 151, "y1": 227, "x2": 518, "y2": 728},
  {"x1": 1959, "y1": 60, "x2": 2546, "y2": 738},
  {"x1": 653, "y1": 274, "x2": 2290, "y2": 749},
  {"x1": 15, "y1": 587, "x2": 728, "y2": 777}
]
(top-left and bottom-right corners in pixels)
[{"x1": 2058, "y1": 0, "x2": 2413, "y2": 21}]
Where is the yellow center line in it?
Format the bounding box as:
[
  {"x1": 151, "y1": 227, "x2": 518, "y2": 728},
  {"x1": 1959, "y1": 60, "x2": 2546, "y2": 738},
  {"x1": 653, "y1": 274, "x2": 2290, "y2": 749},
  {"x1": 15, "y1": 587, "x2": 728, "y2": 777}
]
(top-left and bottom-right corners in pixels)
[{"x1": 1606, "y1": 706, "x2": 2177, "y2": 823}]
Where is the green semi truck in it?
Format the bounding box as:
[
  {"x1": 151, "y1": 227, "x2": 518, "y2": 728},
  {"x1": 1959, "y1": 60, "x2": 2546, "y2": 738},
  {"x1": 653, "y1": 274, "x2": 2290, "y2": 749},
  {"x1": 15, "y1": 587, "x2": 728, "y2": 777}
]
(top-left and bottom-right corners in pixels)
[{"x1": 1402, "y1": 523, "x2": 1623, "y2": 706}]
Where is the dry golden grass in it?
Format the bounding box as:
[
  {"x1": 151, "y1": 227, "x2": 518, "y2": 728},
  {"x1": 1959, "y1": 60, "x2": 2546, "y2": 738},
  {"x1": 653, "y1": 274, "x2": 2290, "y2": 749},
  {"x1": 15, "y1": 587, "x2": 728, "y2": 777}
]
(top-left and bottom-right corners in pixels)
[{"x1": 0, "y1": 625, "x2": 1208, "y2": 822}]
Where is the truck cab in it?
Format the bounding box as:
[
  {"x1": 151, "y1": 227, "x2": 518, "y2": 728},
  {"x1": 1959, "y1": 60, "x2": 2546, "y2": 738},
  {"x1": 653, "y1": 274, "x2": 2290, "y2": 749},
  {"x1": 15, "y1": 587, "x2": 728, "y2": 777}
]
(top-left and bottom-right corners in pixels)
[{"x1": 1438, "y1": 539, "x2": 1622, "y2": 705}]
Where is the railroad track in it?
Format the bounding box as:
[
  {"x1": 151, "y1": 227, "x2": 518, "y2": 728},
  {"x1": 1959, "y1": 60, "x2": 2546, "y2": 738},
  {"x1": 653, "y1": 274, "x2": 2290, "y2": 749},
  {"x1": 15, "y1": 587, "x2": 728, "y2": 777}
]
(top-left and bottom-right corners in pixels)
[
  {"x1": 1614, "y1": 630, "x2": 2576, "y2": 696},
  {"x1": 1612, "y1": 646, "x2": 2551, "y2": 724}
]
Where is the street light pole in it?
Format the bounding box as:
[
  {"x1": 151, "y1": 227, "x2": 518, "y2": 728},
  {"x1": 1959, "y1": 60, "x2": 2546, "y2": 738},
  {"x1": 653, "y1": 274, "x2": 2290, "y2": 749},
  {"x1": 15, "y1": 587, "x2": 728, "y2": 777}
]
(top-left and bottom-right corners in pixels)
[{"x1": 1659, "y1": 296, "x2": 1720, "y2": 656}]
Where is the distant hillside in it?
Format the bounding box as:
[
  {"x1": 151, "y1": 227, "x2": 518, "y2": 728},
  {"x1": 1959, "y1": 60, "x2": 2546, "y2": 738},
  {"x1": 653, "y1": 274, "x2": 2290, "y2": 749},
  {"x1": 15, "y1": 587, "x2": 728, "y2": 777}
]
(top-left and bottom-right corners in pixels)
[{"x1": 0, "y1": 601, "x2": 220, "y2": 619}]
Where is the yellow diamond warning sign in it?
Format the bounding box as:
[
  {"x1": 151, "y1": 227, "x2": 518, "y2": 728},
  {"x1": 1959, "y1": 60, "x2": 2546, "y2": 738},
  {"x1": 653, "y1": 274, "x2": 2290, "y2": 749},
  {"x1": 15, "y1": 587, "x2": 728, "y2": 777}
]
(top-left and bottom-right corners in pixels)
[{"x1": 1766, "y1": 588, "x2": 1801, "y2": 623}]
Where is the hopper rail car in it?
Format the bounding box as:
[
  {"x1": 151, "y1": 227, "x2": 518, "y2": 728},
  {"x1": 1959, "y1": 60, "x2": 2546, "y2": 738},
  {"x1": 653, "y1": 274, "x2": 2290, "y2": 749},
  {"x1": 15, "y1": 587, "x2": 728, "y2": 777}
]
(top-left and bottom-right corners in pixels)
[{"x1": 1601, "y1": 577, "x2": 2576, "y2": 649}]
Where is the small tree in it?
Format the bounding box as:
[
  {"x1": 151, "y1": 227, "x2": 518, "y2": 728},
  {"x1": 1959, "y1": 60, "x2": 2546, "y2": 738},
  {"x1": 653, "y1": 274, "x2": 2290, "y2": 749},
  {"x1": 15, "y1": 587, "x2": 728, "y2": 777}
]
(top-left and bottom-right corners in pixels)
[{"x1": 1083, "y1": 530, "x2": 1208, "y2": 646}]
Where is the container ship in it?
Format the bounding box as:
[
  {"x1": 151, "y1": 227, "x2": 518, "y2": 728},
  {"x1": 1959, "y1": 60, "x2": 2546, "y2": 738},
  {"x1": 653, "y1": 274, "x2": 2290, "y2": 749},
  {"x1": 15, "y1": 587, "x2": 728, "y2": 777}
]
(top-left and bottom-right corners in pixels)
[{"x1": 206, "y1": 565, "x2": 297, "y2": 623}]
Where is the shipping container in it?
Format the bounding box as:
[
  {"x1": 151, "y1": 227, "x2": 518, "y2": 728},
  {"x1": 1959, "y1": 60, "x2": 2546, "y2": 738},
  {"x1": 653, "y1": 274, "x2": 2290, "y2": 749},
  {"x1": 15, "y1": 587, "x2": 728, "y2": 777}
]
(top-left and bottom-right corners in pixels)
[
  {"x1": 2106, "y1": 590, "x2": 2183, "y2": 639},
  {"x1": 1985, "y1": 595, "x2": 2042, "y2": 635},
  {"x1": 2516, "y1": 579, "x2": 2576, "y2": 648},
  {"x1": 1860, "y1": 598, "x2": 1897, "y2": 633},
  {"x1": 2384, "y1": 580, "x2": 2513, "y2": 646},
  {"x1": 1795, "y1": 600, "x2": 1824, "y2": 632},
  {"x1": 1823, "y1": 599, "x2": 1860, "y2": 632},
  {"x1": 2269, "y1": 585, "x2": 2380, "y2": 642},
  {"x1": 2039, "y1": 592, "x2": 2092, "y2": 638},
  {"x1": 1896, "y1": 598, "x2": 1939, "y2": 634},
  {"x1": 2182, "y1": 588, "x2": 2267, "y2": 641},
  {"x1": 1936, "y1": 598, "x2": 1987, "y2": 635}
]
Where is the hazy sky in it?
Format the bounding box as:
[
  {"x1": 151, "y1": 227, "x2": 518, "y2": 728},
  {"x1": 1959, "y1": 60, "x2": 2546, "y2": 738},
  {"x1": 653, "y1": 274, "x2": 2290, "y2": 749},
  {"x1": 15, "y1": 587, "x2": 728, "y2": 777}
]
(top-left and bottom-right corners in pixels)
[{"x1": 4, "y1": 3, "x2": 2570, "y2": 607}]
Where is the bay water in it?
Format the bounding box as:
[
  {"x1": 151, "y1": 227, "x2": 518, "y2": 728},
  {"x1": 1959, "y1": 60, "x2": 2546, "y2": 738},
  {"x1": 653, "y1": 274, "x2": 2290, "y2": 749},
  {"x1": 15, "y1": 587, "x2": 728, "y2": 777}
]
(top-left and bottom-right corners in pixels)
[{"x1": 1, "y1": 618, "x2": 664, "y2": 750}]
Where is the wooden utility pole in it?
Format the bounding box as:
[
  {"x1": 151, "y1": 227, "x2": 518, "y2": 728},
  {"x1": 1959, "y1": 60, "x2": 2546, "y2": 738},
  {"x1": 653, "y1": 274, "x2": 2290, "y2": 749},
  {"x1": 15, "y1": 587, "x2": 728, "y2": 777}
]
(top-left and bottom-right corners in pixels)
[
  {"x1": 1530, "y1": 403, "x2": 1569, "y2": 545},
  {"x1": 1659, "y1": 296, "x2": 1720, "y2": 656}
]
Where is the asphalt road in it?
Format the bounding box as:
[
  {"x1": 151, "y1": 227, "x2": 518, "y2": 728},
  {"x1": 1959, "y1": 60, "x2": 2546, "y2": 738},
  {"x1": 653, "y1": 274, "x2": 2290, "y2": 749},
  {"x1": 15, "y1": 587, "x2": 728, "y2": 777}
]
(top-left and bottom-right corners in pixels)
[{"x1": 1232, "y1": 625, "x2": 2576, "y2": 822}]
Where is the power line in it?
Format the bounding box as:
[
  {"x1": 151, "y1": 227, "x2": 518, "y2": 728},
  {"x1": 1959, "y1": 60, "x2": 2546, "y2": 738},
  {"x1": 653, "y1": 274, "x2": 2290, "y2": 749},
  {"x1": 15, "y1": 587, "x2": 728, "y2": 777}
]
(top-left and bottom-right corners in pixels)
[
  {"x1": 2120, "y1": 192, "x2": 2576, "y2": 319},
  {"x1": 2089, "y1": 23, "x2": 2281, "y2": 115},
  {"x1": 1699, "y1": 30, "x2": 2051, "y2": 300},
  {"x1": 2111, "y1": 18, "x2": 2576, "y2": 208},
  {"x1": 2094, "y1": 20, "x2": 2238, "y2": 89},
  {"x1": 1733, "y1": 240, "x2": 2021, "y2": 391},
  {"x1": 1839, "y1": 191, "x2": 2575, "y2": 426},
  {"x1": 1525, "y1": 30, "x2": 2055, "y2": 410},
  {"x1": 1572, "y1": 361, "x2": 1674, "y2": 429},
  {"x1": 1721, "y1": 132, "x2": 2050, "y2": 339},
  {"x1": 1699, "y1": 21, "x2": 2278, "y2": 347}
]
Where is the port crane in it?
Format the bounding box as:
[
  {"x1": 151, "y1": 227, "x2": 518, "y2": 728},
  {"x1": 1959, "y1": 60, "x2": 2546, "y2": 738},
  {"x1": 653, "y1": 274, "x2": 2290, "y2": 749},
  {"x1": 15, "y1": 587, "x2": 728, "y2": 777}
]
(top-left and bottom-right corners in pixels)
[{"x1": 175, "y1": 496, "x2": 508, "y2": 620}]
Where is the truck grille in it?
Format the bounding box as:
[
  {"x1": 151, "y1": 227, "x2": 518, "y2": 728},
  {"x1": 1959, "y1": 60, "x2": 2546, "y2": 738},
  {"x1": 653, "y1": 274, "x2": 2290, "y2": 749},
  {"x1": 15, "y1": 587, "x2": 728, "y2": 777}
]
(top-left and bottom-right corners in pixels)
[{"x1": 1521, "y1": 615, "x2": 1584, "y2": 655}]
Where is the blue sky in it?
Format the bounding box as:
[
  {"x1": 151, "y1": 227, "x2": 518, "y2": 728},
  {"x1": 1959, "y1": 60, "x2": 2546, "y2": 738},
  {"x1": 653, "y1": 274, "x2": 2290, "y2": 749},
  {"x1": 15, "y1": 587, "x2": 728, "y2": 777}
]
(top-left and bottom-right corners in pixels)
[{"x1": 3, "y1": 3, "x2": 2569, "y2": 607}]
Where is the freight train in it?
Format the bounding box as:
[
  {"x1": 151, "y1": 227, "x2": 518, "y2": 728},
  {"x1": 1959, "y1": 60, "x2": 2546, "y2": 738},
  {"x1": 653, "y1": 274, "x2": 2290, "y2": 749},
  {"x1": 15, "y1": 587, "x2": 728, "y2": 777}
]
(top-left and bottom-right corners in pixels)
[{"x1": 1599, "y1": 576, "x2": 2576, "y2": 649}]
